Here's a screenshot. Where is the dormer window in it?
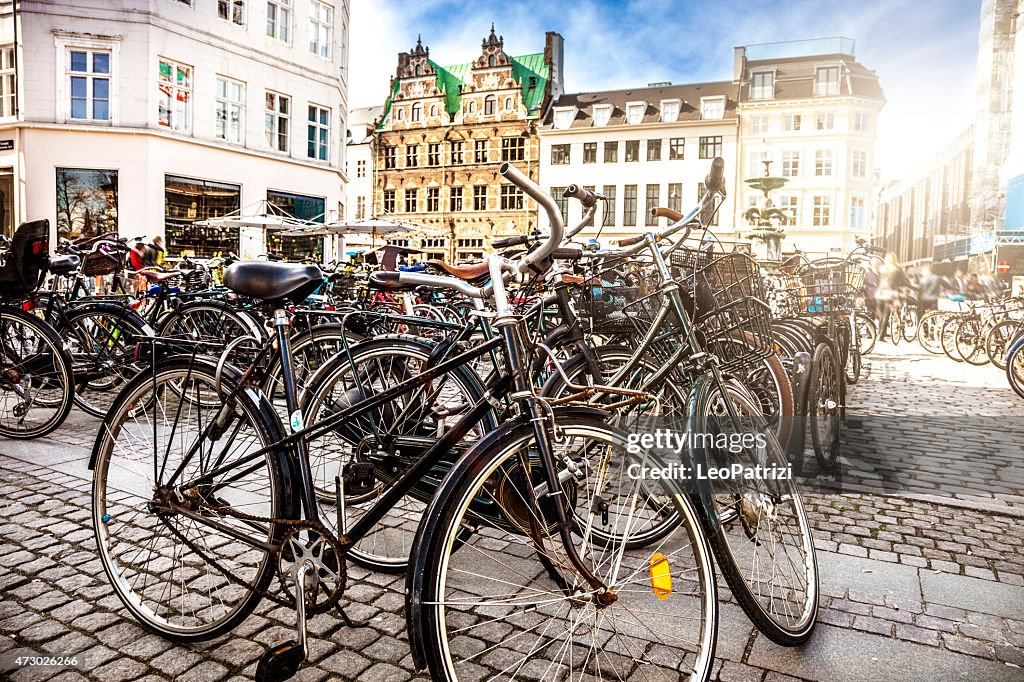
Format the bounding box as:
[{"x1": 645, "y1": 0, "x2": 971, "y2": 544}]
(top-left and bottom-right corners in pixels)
[
  {"x1": 751, "y1": 71, "x2": 774, "y2": 99},
  {"x1": 700, "y1": 96, "x2": 725, "y2": 120},
  {"x1": 625, "y1": 102, "x2": 646, "y2": 125},
  {"x1": 592, "y1": 104, "x2": 612, "y2": 127},
  {"x1": 814, "y1": 66, "x2": 840, "y2": 96},
  {"x1": 553, "y1": 106, "x2": 576, "y2": 130},
  {"x1": 660, "y1": 99, "x2": 680, "y2": 123}
]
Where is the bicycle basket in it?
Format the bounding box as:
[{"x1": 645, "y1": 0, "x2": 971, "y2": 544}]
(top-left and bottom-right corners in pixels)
[
  {"x1": 80, "y1": 249, "x2": 122, "y2": 277},
  {"x1": 789, "y1": 261, "x2": 865, "y2": 314},
  {"x1": 581, "y1": 259, "x2": 657, "y2": 335}
]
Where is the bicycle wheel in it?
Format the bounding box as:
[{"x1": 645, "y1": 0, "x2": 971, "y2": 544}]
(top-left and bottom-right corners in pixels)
[
  {"x1": 809, "y1": 342, "x2": 841, "y2": 470},
  {"x1": 92, "y1": 356, "x2": 291, "y2": 640},
  {"x1": 695, "y1": 378, "x2": 818, "y2": 645},
  {"x1": 0, "y1": 306, "x2": 75, "y2": 438},
  {"x1": 855, "y1": 311, "x2": 877, "y2": 355},
  {"x1": 954, "y1": 318, "x2": 988, "y2": 366},
  {"x1": 941, "y1": 316, "x2": 965, "y2": 362},
  {"x1": 157, "y1": 300, "x2": 264, "y2": 349},
  {"x1": 1006, "y1": 342, "x2": 1024, "y2": 399},
  {"x1": 301, "y1": 335, "x2": 494, "y2": 572},
  {"x1": 410, "y1": 413, "x2": 718, "y2": 682},
  {"x1": 888, "y1": 310, "x2": 903, "y2": 346},
  {"x1": 985, "y1": 320, "x2": 1020, "y2": 370},
  {"x1": 917, "y1": 311, "x2": 947, "y2": 354},
  {"x1": 62, "y1": 303, "x2": 153, "y2": 417},
  {"x1": 901, "y1": 308, "x2": 918, "y2": 342},
  {"x1": 843, "y1": 318, "x2": 862, "y2": 385}
]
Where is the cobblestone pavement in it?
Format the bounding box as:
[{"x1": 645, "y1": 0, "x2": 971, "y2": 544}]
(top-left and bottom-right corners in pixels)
[{"x1": 0, "y1": 340, "x2": 1022, "y2": 681}]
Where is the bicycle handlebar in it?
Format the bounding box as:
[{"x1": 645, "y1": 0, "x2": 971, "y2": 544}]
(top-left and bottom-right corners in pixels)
[
  {"x1": 499, "y1": 163, "x2": 564, "y2": 275},
  {"x1": 563, "y1": 184, "x2": 598, "y2": 208}
]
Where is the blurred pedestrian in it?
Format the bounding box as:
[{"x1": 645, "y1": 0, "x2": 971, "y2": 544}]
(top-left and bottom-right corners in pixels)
[
  {"x1": 876, "y1": 252, "x2": 911, "y2": 340},
  {"x1": 916, "y1": 265, "x2": 943, "y2": 319}
]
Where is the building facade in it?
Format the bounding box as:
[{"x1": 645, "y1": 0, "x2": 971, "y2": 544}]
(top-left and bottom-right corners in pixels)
[
  {"x1": 0, "y1": 0, "x2": 349, "y2": 257},
  {"x1": 734, "y1": 38, "x2": 885, "y2": 255},
  {"x1": 373, "y1": 28, "x2": 563, "y2": 262},
  {"x1": 538, "y1": 82, "x2": 738, "y2": 243},
  {"x1": 346, "y1": 105, "x2": 382, "y2": 222}
]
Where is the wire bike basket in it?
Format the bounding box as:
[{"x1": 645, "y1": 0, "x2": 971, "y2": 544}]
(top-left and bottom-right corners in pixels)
[
  {"x1": 581, "y1": 259, "x2": 657, "y2": 335},
  {"x1": 788, "y1": 259, "x2": 865, "y2": 315}
]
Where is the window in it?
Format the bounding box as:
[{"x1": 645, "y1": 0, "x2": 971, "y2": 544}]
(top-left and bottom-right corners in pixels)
[
  {"x1": 778, "y1": 195, "x2": 797, "y2": 226},
  {"x1": 500, "y1": 184, "x2": 523, "y2": 210},
  {"x1": 749, "y1": 150, "x2": 767, "y2": 175},
  {"x1": 626, "y1": 102, "x2": 645, "y2": 125},
  {"x1": 267, "y1": 0, "x2": 292, "y2": 42},
  {"x1": 783, "y1": 114, "x2": 801, "y2": 131},
  {"x1": 751, "y1": 71, "x2": 774, "y2": 99},
  {"x1": 623, "y1": 185, "x2": 637, "y2": 226},
  {"x1": 553, "y1": 107, "x2": 575, "y2": 129},
  {"x1": 501, "y1": 137, "x2": 524, "y2": 162},
  {"x1": 645, "y1": 184, "x2": 659, "y2": 226},
  {"x1": 814, "y1": 67, "x2": 840, "y2": 96},
  {"x1": 484, "y1": 95, "x2": 496, "y2": 116},
  {"x1": 157, "y1": 59, "x2": 191, "y2": 131},
  {"x1": 551, "y1": 144, "x2": 570, "y2": 165},
  {"x1": 699, "y1": 136, "x2": 722, "y2": 159},
  {"x1": 601, "y1": 185, "x2": 616, "y2": 227},
  {"x1": 669, "y1": 138, "x2": 684, "y2": 160},
  {"x1": 450, "y1": 141, "x2": 464, "y2": 164},
  {"x1": 429, "y1": 104, "x2": 437, "y2": 117},
  {"x1": 852, "y1": 150, "x2": 867, "y2": 178},
  {"x1": 426, "y1": 187, "x2": 439, "y2": 212},
  {"x1": 465, "y1": 100, "x2": 476, "y2": 114},
  {"x1": 551, "y1": 187, "x2": 568, "y2": 225},
  {"x1": 307, "y1": 104, "x2": 329, "y2": 161},
  {"x1": 55, "y1": 168, "x2": 118, "y2": 239},
  {"x1": 450, "y1": 186, "x2": 463, "y2": 212},
  {"x1": 815, "y1": 112, "x2": 834, "y2": 130},
  {"x1": 815, "y1": 150, "x2": 833, "y2": 176},
  {"x1": 396, "y1": 107, "x2": 404, "y2": 121},
  {"x1": 592, "y1": 104, "x2": 612, "y2": 127},
  {"x1": 68, "y1": 49, "x2": 110, "y2": 121},
  {"x1": 813, "y1": 195, "x2": 831, "y2": 226},
  {"x1": 411, "y1": 102, "x2": 421, "y2": 122},
  {"x1": 382, "y1": 145, "x2": 396, "y2": 169},
  {"x1": 356, "y1": 195, "x2": 365, "y2": 220},
  {"x1": 625, "y1": 140, "x2": 640, "y2": 162},
  {"x1": 265, "y1": 91, "x2": 289, "y2": 151},
  {"x1": 604, "y1": 141, "x2": 618, "y2": 163},
  {"x1": 647, "y1": 139, "x2": 661, "y2": 162},
  {"x1": 309, "y1": 1, "x2": 332, "y2": 58},
  {"x1": 751, "y1": 116, "x2": 769, "y2": 134},
  {"x1": 660, "y1": 100, "x2": 680, "y2": 123},
  {"x1": 700, "y1": 97, "x2": 725, "y2": 120},
  {"x1": 428, "y1": 143, "x2": 440, "y2": 166},
  {"x1": 404, "y1": 188, "x2": 418, "y2": 213},
  {"x1": 165, "y1": 176, "x2": 242, "y2": 257},
  {"x1": 781, "y1": 151, "x2": 800, "y2": 178},
  {"x1": 215, "y1": 76, "x2": 245, "y2": 143},
  {"x1": 583, "y1": 142, "x2": 597, "y2": 164},
  {"x1": 356, "y1": 159, "x2": 366, "y2": 178},
  {"x1": 504, "y1": 97, "x2": 513, "y2": 110},
  {"x1": 0, "y1": 46, "x2": 13, "y2": 117},
  {"x1": 668, "y1": 183, "x2": 682, "y2": 213},
  {"x1": 474, "y1": 139, "x2": 487, "y2": 163},
  {"x1": 405, "y1": 144, "x2": 418, "y2": 168},
  {"x1": 383, "y1": 189, "x2": 395, "y2": 213},
  {"x1": 854, "y1": 112, "x2": 868, "y2": 132},
  {"x1": 218, "y1": 0, "x2": 245, "y2": 25},
  {"x1": 473, "y1": 185, "x2": 487, "y2": 211},
  {"x1": 696, "y1": 183, "x2": 719, "y2": 226},
  {"x1": 849, "y1": 195, "x2": 865, "y2": 228}
]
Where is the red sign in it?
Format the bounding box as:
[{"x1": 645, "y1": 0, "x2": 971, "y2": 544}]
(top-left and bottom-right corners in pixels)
[{"x1": 998, "y1": 260, "x2": 1011, "y2": 273}]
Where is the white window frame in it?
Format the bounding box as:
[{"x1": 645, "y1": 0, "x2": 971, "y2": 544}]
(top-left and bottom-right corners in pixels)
[
  {"x1": 0, "y1": 45, "x2": 13, "y2": 118},
  {"x1": 749, "y1": 150, "x2": 767, "y2": 175},
  {"x1": 815, "y1": 112, "x2": 834, "y2": 130},
  {"x1": 592, "y1": 104, "x2": 613, "y2": 127},
  {"x1": 854, "y1": 112, "x2": 868, "y2": 132},
  {"x1": 309, "y1": 0, "x2": 333, "y2": 58},
  {"x1": 849, "y1": 194, "x2": 866, "y2": 229},
  {"x1": 781, "y1": 151, "x2": 800, "y2": 178},
  {"x1": 783, "y1": 113, "x2": 801, "y2": 131},
  {"x1": 813, "y1": 194, "x2": 832, "y2": 226},
  {"x1": 814, "y1": 66, "x2": 840, "y2": 96},
  {"x1": 660, "y1": 99, "x2": 680, "y2": 123},
  {"x1": 356, "y1": 159, "x2": 366, "y2": 178},
  {"x1": 815, "y1": 149, "x2": 833, "y2": 177},
  {"x1": 55, "y1": 34, "x2": 120, "y2": 125},
  {"x1": 851, "y1": 149, "x2": 867, "y2": 179},
  {"x1": 157, "y1": 57, "x2": 192, "y2": 132},
  {"x1": 552, "y1": 106, "x2": 576, "y2": 130},
  {"x1": 307, "y1": 103, "x2": 330, "y2": 162},
  {"x1": 356, "y1": 195, "x2": 365, "y2": 220},
  {"x1": 265, "y1": 90, "x2": 290, "y2": 152},
  {"x1": 218, "y1": 0, "x2": 245, "y2": 25},
  {"x1": 267, "y1": 0, "x2": 292, "y2": 43},
  {"x1": 699, "y1": 96, "x2": 725, "y2": 120},
  {"x1": 625, "y1": 101, "x2": 646, "y2": 125},
  {"x1": 751, "y1": 115, "x2": 770, "y2": 134},
  {"x1": 750, "y1": 71, "x2": 774, "y2": 100},
  {"x1": 215, "y1": 75, "x2": 245, "y2": 144}
]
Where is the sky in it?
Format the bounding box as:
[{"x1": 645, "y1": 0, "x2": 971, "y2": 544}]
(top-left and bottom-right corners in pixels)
[{"x1": 348, "y1": 0, "x2": 982, "y2": 181}]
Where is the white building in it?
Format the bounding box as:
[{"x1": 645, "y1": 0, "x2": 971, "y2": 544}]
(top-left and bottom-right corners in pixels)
[
  {"x1": 734, "y1": 38, "x2": 885, "y2": 254},
  {"x1": 538, "y1": 82, "x2": 738, "y2": 243},
  {"x1": 0, "y1": 0, "x2": 349, "y2": 259},
  {"x1": 345, "y1": 105, "x2": 381, "y2": 222}
]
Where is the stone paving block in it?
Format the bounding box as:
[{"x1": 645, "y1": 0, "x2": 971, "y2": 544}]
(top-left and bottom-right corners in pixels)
[
  {"x1": 921, "y1": 571, "x2": 1024, "y2": 619},
  {"x1": 816, "y1": 551, "x2": 922, "y2": 604}
]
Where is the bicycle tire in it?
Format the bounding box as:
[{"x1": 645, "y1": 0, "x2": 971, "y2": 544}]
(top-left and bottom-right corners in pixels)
[
  {"x1": 954, "y1": 317, "x2": 988, "y2": 366},
  {"x1": 917, "y1": 311, "x2": 947, "y2": 354},
  {"x1": 809, "y1": 342, "x2": 841, "y2": 471},
  {"x1": 855, "y1": 311, "x2": 877, "y2": 355},
  {"x1": 986, "y1": 320, "x2": 1021, "y2": 370},
  {"x1": 1006, "y1": 342, "x2": 1024, "y2": 399},
  {"x1": 941, "y1": 316, "x2": 965, "y2": 362}
]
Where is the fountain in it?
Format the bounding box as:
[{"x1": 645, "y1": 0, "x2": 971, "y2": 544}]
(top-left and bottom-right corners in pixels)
[{"x1": 743, "y1": 160, "x2": 790, "y2": 263}]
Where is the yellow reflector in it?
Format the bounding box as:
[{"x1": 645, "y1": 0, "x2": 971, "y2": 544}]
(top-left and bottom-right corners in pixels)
[{"x1": 649, "y1": 552, "x2": 672, "y2": 600}]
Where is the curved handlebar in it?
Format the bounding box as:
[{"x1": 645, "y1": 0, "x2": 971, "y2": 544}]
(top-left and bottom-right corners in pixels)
[
  {"x1": 563, "y1": 184, "x2": 598, "y2": 208},
  {"x1": 651, "y1": 207, "x2": 685, "y2": 222},
  {"x1": 499, "y1": 163, "x2": 564, "y2": 273},
  {"x1": 492, "y1": 234, "x2": 533, "y2": 250},
  {"x1": 704, "y1": 157, "x2": 726, "y2": 195}
]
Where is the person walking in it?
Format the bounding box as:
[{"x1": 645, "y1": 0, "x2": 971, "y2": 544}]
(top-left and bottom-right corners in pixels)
[
  {"x1": 916, "y1": 265, "x2": 944, "y2": 319},
  {"x1": 876, "y1": 252, "x2": 911, "y2": 341}
]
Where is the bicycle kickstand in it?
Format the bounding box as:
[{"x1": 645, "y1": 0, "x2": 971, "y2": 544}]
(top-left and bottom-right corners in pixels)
[{"x1": 255, "y1": 561, "x2": 312, "y2": 682}]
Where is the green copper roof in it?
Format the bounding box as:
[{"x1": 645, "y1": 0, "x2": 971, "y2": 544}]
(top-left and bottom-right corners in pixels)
[{"x1": 378, "y1": 51, "x2": 549, "y2": 130}]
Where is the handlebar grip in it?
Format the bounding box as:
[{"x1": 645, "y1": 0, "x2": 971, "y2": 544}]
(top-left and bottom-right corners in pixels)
[
  {"x1": 563, "y1": 184, "x2": 597, "y2": 208},
  {"x1": 552, "y1": 247, "x2": 583, "y2": 260},
  {"x1": 651, "y1": 207, "x2": 684, "y2": 222},
  {"x1": 704, "y1": 157, "x2": 726, "y2": 195},
  {"x1": 617, "y1": 235, "x2": 644, "y2": 247},
  {"x1": 492, "y1": 234, "x2": 532, "y2": 249}
]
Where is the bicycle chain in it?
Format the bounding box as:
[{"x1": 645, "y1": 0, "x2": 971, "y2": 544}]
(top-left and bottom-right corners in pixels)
[{"x1": 159, "y1": 499, "x2": 346, "y2": 615}]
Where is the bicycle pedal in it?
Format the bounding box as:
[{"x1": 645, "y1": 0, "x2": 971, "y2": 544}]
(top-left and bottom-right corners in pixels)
[{"x1": 255, "y1": 640, "x2": 304, "y2": 682}]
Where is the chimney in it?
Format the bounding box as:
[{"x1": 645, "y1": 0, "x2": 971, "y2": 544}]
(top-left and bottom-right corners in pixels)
[
  {"x1": 733, "y1": 46, "x2": 746, "y2": 83},
  {"x1": 545, "y1": 31, "x2": 565, "y2": 102}
]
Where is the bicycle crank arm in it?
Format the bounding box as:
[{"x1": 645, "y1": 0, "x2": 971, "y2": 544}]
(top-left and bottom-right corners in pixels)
[{"x1": 255, "y1": 561, "x2": 312, "y2": 682}]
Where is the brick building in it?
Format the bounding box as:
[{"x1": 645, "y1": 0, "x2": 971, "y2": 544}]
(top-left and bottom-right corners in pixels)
[{"x1": 373, "y1": 27, "x2": 563, "y2": 262}]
